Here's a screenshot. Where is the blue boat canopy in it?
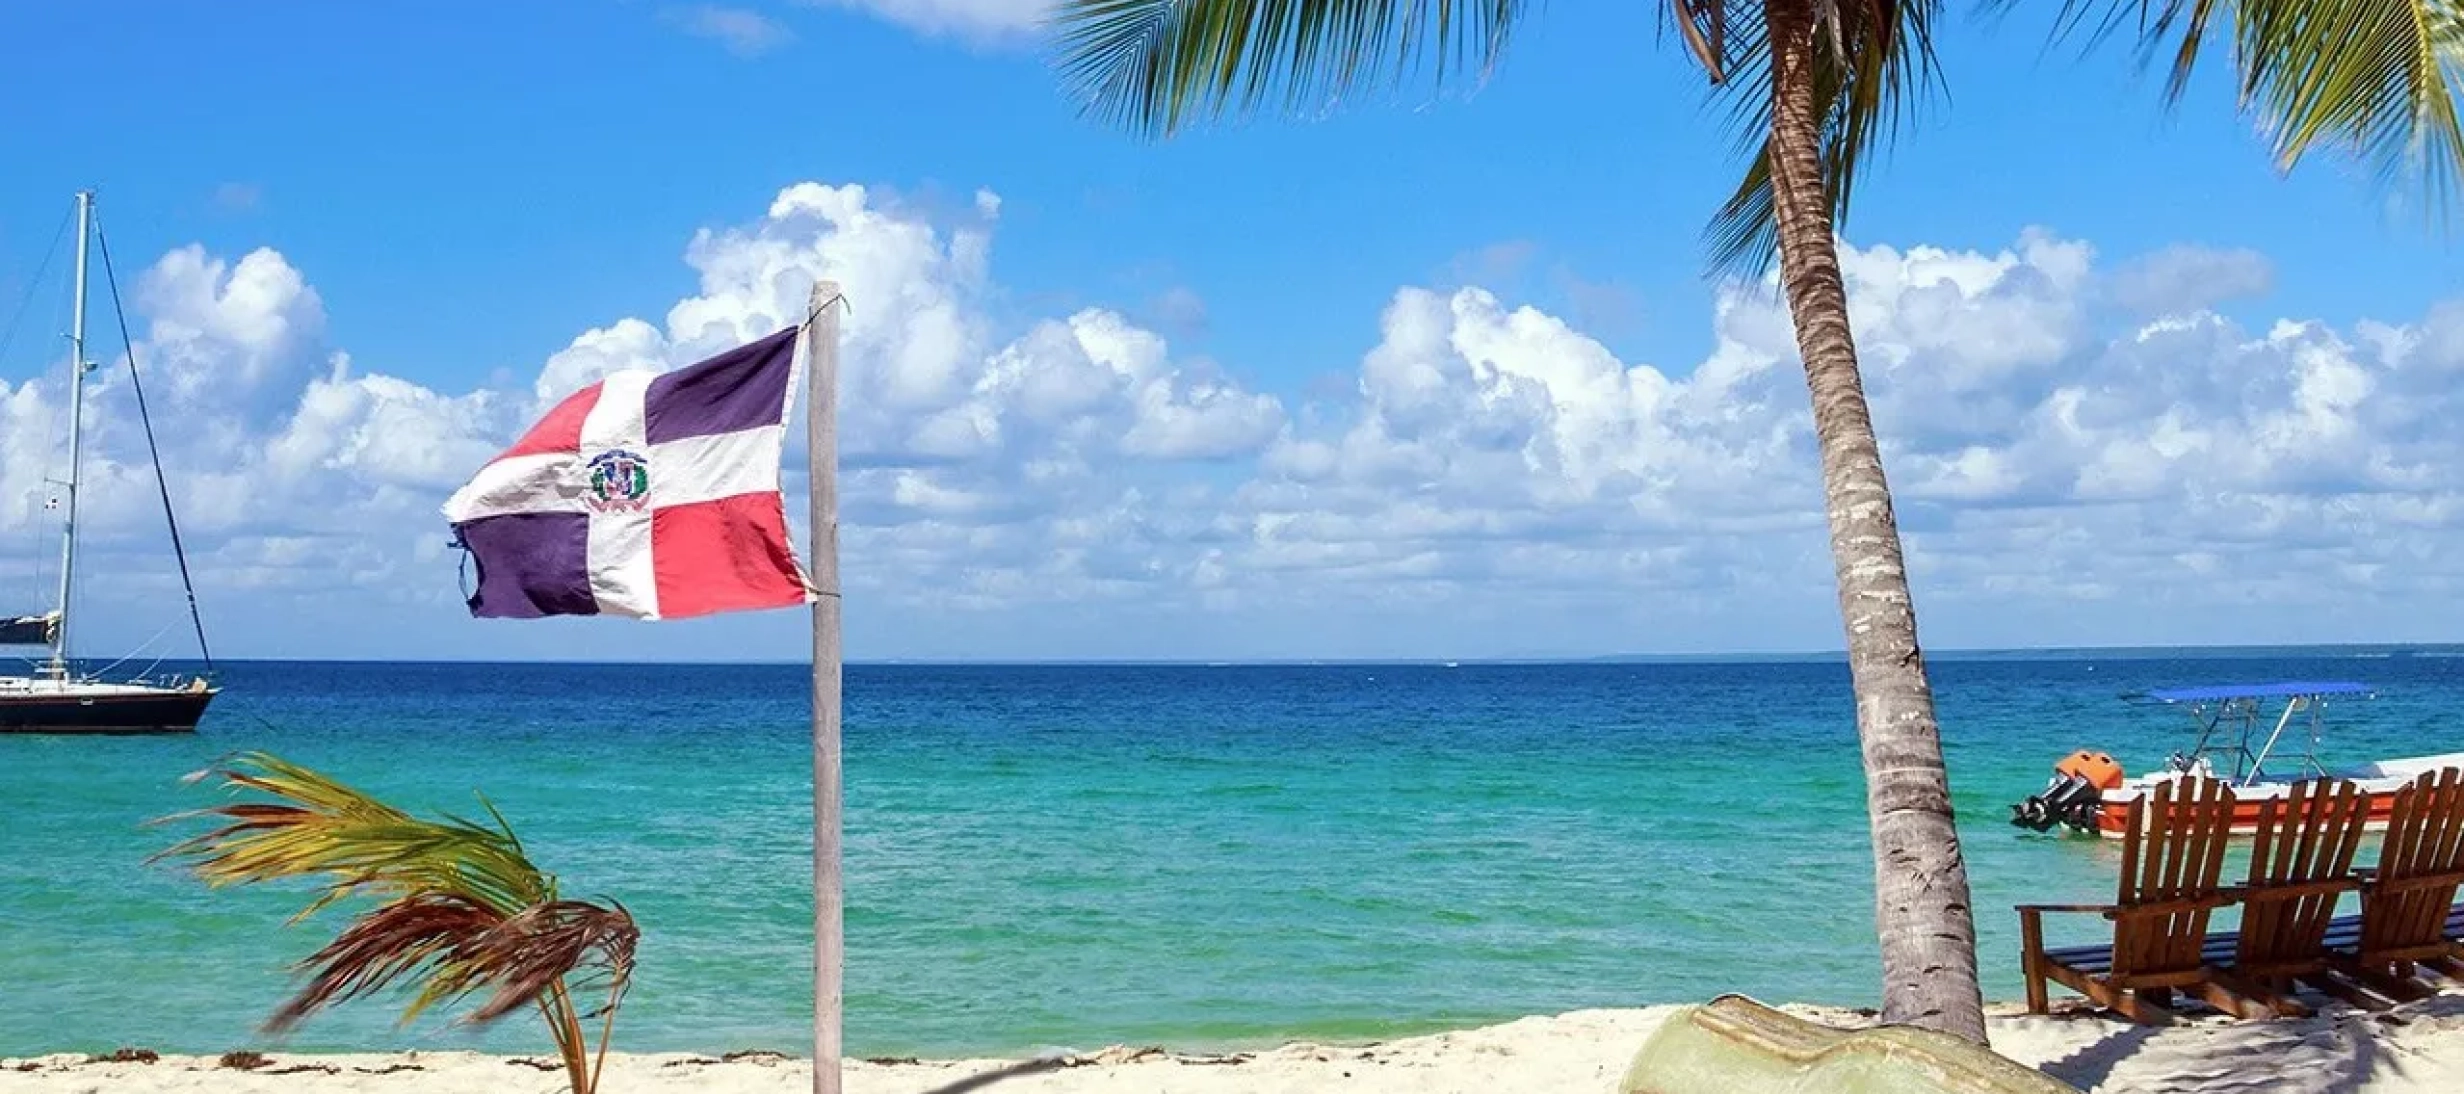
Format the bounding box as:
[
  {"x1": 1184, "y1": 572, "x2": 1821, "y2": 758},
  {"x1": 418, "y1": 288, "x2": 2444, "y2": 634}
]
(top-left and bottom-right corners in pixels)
[{"x1": 2145, "y1": 681, "x2": 2371, "y2": 703}]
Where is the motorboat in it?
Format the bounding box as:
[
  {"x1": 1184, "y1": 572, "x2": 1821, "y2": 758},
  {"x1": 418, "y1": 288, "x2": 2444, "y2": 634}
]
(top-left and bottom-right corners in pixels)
[{"x1": 2009, "y1": 681, "x2": 2464, "y2": 838}]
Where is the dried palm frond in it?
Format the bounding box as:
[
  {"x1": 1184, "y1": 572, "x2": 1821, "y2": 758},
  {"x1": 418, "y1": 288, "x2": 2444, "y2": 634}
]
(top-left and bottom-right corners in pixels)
[
  {"x1": 446, "y1": 899, "x2": 640, "y2": 1026},
  {"x1": 266, "y1": 892, "x2": 502, "y2": 1032},
  {"x1": 155, "y1": 753, "x2": 635, "y2": 1094}
]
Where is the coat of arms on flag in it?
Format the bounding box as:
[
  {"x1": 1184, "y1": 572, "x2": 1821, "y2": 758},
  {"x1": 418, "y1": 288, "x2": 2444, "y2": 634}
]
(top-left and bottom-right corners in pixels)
[{"x1": 442, "y1": 326, "x2": 817, "y2": 620}]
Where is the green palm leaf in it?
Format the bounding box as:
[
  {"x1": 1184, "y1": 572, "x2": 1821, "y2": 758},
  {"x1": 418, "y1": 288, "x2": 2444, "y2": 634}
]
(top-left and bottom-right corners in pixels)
[
  {"x1": 2033, "y1": 0, "x2": 2464, "y2": 213},
  {"x1": 155, "y1": 752, "x2": 548, "y2": 919},
  {"x1": 1048, "y1": 0, "x2": 1941, "y2": 275},
  {"x1": 1050, "y1": 0, "x2": 1531, "y2": 137}
]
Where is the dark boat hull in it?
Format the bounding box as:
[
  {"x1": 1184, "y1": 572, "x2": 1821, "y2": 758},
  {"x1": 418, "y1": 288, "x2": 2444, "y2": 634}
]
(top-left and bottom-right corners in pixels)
[{"x1": 0, "y1": 689, "x2": 215, "y2": 734}]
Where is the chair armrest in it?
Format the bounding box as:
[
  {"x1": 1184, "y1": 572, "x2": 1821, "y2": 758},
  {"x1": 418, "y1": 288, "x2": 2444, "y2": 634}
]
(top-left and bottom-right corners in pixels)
[
  {"x1": 2108, "y1": 894, "x2": 2241, "y2": 919},
  {"x1": 2015, "y1": 903, "x2": 2120, "y2": 915},
  {"x1": 2244, "y1": 878, "x2": 2356, "y2": 901},
  {"x1": 2369, "y1": 869, "x2": 2464, "y2": 895}
]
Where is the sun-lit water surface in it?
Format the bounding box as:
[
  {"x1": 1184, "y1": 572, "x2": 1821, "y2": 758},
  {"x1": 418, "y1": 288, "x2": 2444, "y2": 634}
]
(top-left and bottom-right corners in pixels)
[{"x1": 2, "y1": 654, "x2": 2457, "y2": 1057}]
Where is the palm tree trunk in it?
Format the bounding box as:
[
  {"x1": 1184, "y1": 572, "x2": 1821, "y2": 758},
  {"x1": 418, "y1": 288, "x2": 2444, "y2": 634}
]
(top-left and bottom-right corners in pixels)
[{"x1": 1760, "y1": 0, "x2": 1987, "y2": 1044}]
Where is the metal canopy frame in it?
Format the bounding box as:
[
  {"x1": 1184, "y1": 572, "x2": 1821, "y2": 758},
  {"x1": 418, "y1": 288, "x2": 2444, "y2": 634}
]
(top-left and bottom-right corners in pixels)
[{"x1": 2137, "y1": 682, "x2": 2373, "y2": 787}]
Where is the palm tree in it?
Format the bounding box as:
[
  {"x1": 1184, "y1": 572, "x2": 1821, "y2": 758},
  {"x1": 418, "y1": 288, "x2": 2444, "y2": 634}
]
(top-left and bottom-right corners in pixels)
[
  {"x1": 1050, "y1": 0, "x2": 2464, "y2": 1040},
  {"x1": 154, "y1": 753, "x2": 638, "y2": 1094},
  {"x1": 1050, "y1": 0, "x2": 1990, "y2": 1041}
]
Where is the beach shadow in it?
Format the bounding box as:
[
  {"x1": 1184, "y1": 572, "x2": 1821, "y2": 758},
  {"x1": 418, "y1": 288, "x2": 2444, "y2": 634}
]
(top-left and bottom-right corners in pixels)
[
  {"x1": 2031, "y1": 994, "x2": 2464, "y2": 1093},
  {"x1": 2030, "y1": 1022, "x2": 2161, "y2": 1092},
  {"x1": 917, "y1": 1056, "x2": 1069, "y2": 1094}
]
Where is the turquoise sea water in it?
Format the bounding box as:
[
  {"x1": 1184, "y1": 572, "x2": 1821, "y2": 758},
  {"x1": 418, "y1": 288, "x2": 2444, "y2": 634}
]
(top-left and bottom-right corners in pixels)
[{"x1": 3, "y1": 654, "x2": 2460, "y2": 1058}]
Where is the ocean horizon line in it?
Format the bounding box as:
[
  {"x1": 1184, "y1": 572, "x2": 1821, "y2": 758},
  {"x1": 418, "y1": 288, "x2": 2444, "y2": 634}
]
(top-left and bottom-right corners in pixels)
[{"x1": 112, "y1": 640, "x2": 2464, "y2": 670}]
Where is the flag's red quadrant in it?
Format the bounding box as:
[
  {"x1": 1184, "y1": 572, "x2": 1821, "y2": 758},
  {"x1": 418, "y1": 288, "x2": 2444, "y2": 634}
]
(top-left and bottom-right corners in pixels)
[
  {"x1": 651, "y1": 493, "x2": 808, "y2": 619},
  {"x1": 499, "y1": 384, "x2": 601, "y2": 460}
]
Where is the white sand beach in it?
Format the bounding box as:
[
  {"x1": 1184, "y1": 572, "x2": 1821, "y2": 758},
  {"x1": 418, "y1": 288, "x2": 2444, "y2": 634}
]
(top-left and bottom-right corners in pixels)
[{"x1": 10, "y1": 998, "x2": 2464, "y2": 1094}]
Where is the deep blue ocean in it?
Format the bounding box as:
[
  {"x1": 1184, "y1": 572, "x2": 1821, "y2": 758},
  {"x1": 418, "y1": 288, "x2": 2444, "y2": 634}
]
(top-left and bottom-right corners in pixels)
[{"x1": 3, "y1": 653, "x2": 2459, "y2": 1058}]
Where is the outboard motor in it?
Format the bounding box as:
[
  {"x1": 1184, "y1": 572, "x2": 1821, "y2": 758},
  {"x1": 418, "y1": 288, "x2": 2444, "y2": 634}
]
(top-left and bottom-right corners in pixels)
[
  {"x1": 2010, "y1": 750, "x2": 2126, "y2": 833},
  {"x1": 2010, "y1": 772, "x2": 2100, "y2": 832}
]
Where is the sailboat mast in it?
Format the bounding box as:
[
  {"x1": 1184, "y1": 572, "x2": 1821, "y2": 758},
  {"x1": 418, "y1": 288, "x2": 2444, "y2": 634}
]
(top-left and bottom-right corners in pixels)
[{"x1": 48, "y1": 190, "x2": 93, "y2": 681}]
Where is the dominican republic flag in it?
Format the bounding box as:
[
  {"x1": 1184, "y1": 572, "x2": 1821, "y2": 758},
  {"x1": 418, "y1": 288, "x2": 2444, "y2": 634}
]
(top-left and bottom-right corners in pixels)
[{"x1": 442, "y1": 326, "x2": 816, "y2": 620}]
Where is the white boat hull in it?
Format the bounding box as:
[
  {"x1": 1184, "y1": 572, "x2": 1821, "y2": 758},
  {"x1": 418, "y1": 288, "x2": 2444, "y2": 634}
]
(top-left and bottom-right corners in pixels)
[{"x1": 2085, "y1": 752, "x2": 2464, "y2": 838}]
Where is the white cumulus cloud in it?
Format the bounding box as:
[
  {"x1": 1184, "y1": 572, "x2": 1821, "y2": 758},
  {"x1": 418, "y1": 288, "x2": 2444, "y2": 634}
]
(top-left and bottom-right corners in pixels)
[
  {"x1": 671, "y1": 5, "x2": 798, "y2": 56},
  {"x1": 5, "y1": 184, "x2": 2461, "y2": 661},
  {"x1": 795, "y1": 0, "x2": 1052, "y2": 42},
  {"x1": 2109, "y1": 243, "x2": 2277, "y2": 317}
]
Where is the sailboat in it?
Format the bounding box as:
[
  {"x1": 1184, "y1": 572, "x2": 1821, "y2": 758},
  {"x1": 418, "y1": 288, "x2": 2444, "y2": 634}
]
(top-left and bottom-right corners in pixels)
[{"x1": 0, "y1": 191, "x2": 217, "y2": 734}]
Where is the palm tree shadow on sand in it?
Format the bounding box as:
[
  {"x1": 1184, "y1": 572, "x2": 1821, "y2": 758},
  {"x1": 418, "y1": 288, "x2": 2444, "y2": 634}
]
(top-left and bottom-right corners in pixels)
[
  {"x1": 908, "y1": 1047, "x2": 1257, "y2": 1093},
  {"x1": 2032, "y1": 995, "x2": 2464, "y2": 1093},
  {"x1": 914, "y1": 1056, "x2": 1070, "y2": 1094}
]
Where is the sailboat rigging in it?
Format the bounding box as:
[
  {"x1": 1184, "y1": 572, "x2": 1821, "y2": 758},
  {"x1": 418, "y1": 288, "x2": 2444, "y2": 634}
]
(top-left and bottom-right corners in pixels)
[{"x1": 1, "y1": 190, "x2": 217, "y2": 734}]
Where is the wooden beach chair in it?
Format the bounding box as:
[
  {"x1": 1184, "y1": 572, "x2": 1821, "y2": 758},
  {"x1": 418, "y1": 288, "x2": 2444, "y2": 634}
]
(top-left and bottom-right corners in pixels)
[
  {"x1": 2019, "y1": 777, "x2": 2267, "y2": 1023},
  {"x1": 2336, "y1": 767, "x2": 2464, "y2": 1002},
  {"x1": 2226, "y1": 778, "x2": 2370, "y2": 1016}
]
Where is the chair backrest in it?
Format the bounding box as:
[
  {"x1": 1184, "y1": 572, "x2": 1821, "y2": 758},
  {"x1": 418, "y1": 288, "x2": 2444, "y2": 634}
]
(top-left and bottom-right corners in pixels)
[
  {"x1": 2236, "y1": 778, "x2": 2368, "y2": 973},
  {"x1": 2111, "y1": 776, "x2": 2238, "y2": 978},
  {"x1": 2359, "y1": 767, "x2": 2464, "y2": 962}
]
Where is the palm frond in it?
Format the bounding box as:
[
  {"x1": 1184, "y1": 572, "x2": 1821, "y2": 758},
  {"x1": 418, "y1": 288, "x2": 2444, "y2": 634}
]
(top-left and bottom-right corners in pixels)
[
  {"x1": 1695, "y1": 2, "x2": 1945, "y2": 277},
  {"x1": 153, "y1": 752, "x2": 550, "y2": 918},
  {"x1": 1671, "y1": 1, "x2": 1733, "y2": 82},
  {"x1": 453, "y1": 901, "x2": 639, "y2": 1024},
  {"x1": 265, "y1": 893, "x2": 636, "y2": 1035},
  {"x1": 1049, "y1": 0, "x2": 1533, "y2": 137},
  {"x1": 2027, "y1": 1, "x2": 2464, "y2": 216},
  {"x1": 268, "y1": 892, "x2": 503, "y2": 1032},
  {"x1": 158, "y1": 753, "x2": 637, "y2": 1094}
]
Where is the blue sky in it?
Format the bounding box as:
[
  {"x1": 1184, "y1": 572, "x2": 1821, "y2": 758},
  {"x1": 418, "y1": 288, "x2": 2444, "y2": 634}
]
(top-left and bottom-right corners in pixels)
[{"x1": 2, "y1": 2, "x2": 2461, "y2": 663}]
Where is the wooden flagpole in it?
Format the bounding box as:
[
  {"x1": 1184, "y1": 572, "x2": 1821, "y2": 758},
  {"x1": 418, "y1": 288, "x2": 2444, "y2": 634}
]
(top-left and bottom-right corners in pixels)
[{"x1": 806, "y1": 281, "x2": 845, "y2": 1094}]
